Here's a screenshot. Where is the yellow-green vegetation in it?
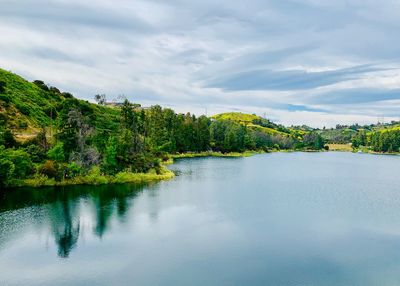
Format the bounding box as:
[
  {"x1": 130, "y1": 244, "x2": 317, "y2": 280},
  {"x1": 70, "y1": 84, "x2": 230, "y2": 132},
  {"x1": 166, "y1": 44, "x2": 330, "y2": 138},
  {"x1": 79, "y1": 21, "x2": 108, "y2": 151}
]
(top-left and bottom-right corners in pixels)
[
  {"x1": 17, "y1": 166, "x2": 175, "y2": 187},
  {"x1": 374, "y1": 125, "x2": 400, "y2": 133},
  {"x1": 326, "y1": 143, "x2": 353, "y2": 152},
  {"x1": 212, "y1": 112, "x2": 260, "y2": 124},
  {"x1": 247, "y1": 124, "x2": 288, "y2": 136},
  {"x1": 212, "y1": 112, "x2": 290, "y2": 136}
]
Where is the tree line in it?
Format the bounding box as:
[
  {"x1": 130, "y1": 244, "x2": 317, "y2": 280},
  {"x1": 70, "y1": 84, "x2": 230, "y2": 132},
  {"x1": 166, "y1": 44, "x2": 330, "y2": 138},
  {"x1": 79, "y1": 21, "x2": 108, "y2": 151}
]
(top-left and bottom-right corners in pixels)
[{"x1": 352, "y1": 129, "x2": 400, "y2": 153}]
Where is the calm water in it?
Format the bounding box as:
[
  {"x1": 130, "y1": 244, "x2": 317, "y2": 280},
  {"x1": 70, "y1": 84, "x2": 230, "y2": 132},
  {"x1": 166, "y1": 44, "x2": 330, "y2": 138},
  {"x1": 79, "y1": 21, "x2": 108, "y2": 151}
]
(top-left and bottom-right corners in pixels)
[{"x1": 1, "y1": 152, "x2": 400, "y2": 285}]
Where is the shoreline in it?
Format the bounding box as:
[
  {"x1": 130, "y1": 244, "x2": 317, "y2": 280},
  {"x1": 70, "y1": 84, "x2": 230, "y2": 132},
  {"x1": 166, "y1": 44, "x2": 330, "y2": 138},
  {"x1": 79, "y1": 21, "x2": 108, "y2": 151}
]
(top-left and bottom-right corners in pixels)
[
  {"x1": 5, "y1": 151, "x2": 263, "y2": 189},
  {"x1": 6, "y1": 148, "x2": 399, "y2": 189},
  {"x1": 9, "y1": 165, "x2": 175, "y2": 188}
]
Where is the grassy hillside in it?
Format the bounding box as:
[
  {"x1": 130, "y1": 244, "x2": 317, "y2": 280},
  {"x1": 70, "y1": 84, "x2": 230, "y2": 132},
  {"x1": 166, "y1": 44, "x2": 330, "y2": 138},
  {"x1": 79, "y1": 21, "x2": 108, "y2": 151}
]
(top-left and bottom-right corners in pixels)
[
  {"x1": 0, "y1": 69, "x2": 64, "y2": 129},
  {"x1": 212, "y1": 112, "x2": 260, "y2": 124},
  {"x1": 212, "y1": 112, "x2": 292, "y2": 136},
  {"x1": 0, "y1": 68, "x2": 119, "y2": 141}
]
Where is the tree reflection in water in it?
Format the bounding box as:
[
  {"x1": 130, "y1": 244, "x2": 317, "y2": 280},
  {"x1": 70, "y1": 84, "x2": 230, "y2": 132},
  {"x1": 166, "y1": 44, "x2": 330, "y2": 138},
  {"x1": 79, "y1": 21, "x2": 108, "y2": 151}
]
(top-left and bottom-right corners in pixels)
[{"x1": 0, "y1": 183, "x2": 146, "y2": 258}]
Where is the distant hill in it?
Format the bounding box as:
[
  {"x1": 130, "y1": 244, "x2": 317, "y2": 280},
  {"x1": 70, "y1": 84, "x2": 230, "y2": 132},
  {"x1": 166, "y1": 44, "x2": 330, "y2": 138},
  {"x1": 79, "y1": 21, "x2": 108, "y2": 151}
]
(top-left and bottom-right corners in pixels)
[{"x1": 212, "y1": 112, "x2": 298, "y2": 137}]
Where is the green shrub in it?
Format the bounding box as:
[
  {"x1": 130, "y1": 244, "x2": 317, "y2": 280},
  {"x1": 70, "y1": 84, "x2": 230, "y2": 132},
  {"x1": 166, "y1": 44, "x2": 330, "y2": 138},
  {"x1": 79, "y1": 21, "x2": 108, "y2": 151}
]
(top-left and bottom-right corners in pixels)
[
  {"x1": 1, "y1": 129, "x2": 17, "y2": 148},
  {"x1": 82, "y1": 166, "x2": 108, "y2": 185},
  {"x1": 25, "y1": 144, "x2": 46, "y2": 163},
  {"x1": 39, "y1": 160, "x2": 58, "y2": 178},
  {"x1": 0, "y1": 157, "x2": 15, "y2": 186},
  {"x1": 65, "y1": 162, "x2": 82, "y2": 178},
  {"x1": 33, "y1": 80, "x2": 49, "y2": 91},
  {"x1": 7, "y1": 149, "x2": 33, "y2": 178},
  {"x1": 47, "y1": 142, "x2": 65, "y2": 162}
]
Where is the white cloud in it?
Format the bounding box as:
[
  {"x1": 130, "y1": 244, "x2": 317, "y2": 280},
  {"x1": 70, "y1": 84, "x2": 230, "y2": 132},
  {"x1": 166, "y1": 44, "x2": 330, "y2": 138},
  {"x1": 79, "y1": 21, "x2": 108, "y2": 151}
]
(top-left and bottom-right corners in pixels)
[{"x1": 1, "y1": 0, "x2": 400, "y2": 127}]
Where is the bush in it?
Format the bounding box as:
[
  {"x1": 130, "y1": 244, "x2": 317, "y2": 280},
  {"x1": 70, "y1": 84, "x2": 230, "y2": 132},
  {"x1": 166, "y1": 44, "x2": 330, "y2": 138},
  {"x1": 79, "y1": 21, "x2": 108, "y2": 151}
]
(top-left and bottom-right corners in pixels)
[
  {"x1": 39, "y1": 160, "x2": 58, "y2": 178},
  {"x1": 65, "y1": 162, "x2": 82, "y2": 178},
  {"x1": 62, "y1": 92, "x2": 73, "y2": 99},
  {"x1": 82, "y1": 166, "x2": 108, "y2": 185},
  {"x1": 33, "y1": 80, "x2": 49, "y2": 91},
  {"x1": 0, "y1": 157, "x2": 15, "y2": 186},
  {"x1": 25, "y1": 144, "x2": 46, "y2": 163},
  {"x1": 47, "y1": 142, "x2": 65, "y2": 162},
  {"x1": 1, "y1": 129, "x2": 17, "y2": 148},
  {"x1": 8, "y1": 149, "x2": 33, "y2": 177},
  {"x1": 49, "y1": 86, "x2": 60, "y2": 94}
]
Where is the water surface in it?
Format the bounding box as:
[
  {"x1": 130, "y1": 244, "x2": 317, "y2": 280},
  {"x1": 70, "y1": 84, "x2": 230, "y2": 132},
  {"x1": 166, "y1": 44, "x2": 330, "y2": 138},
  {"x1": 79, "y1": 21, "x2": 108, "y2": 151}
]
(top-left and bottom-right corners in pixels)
[{"x1": 1, "y1": 152, "x2": 400, "y2": 285}]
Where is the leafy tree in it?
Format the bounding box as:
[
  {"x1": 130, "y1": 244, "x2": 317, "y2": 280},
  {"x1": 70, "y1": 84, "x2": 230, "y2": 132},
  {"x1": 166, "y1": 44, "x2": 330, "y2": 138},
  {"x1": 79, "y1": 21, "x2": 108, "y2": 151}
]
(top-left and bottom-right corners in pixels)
[
  {"x1": 103, "y1": 136, "x2": 118, "y2": 174},
  {"x1": 2, "y1": 129, "x2": 17, "y2": 149},
  {"x1": 33, "y1": 80, "x2": 49, "y2": 91},
  {"x1": 303, "y1": 132, "x2": 325, "y2": 150},
  {"x1": 0, "y1": 154, "x2": 15, "y2": 186},
  {"x1": 94, "y1": 94, "x2": 106, "y2": 105},
  {"x1": 47, "y1": 142, "x2": 66, "y2": 162},
  {"x1": 352, "y1": 130, "x2": 367, "y2": 148}
]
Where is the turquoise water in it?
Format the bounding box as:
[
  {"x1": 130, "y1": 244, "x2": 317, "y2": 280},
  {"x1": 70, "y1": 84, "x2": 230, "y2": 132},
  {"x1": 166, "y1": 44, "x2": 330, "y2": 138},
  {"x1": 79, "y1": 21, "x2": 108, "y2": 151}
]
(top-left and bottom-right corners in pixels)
[{"x1": 1, "y1": 152, "x2": 400, "y2": 285}]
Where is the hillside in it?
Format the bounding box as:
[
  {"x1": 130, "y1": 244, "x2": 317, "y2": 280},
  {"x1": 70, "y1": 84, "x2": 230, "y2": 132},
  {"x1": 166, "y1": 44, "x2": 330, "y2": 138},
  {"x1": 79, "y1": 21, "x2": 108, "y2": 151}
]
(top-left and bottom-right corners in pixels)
[
  {"x1": 212, "y1": 112, "x2": 292, "y2": 136},
  {"x1": 0, "y1": 68, "x2": 119, "y2": 141}
]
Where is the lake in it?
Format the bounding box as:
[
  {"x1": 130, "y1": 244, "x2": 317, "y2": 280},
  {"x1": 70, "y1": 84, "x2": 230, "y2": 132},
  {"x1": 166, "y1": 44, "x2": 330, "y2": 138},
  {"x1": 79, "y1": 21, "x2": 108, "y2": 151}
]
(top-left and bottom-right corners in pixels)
[{"x1": 1, "y1": 152, "x2": 400, "y2": 285}]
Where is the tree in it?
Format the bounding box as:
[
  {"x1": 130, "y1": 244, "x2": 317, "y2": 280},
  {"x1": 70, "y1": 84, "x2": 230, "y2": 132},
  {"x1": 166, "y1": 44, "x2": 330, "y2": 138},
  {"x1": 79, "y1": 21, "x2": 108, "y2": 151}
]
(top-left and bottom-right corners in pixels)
[
  {"x1": 103, "y1": 136, "x2": 118, "y2": 174},
  {"x1": 47, "y1": 142, "x2": 66, "y2": 162},
  {"x1": 8, "y1": 149, "x2": 33, "y2": 178},
  {"x1": 0, "y1": 154, "x2": 15, "y2": 186},
  {"x1": 2, "y1": 129, "x2": 17, "y2": 148},
  {"x1": 303, "y1": 132, "x2": 324, "y2": 150},
  {"x1": 352, "y1": 130, "x2": 367, "y2": 148},
  {"x1": 33, "y1": 80, "x2": 49, "y2": 91},
  {"x1": 94, "y1": 94, "x2": 106, "y2": 105}
]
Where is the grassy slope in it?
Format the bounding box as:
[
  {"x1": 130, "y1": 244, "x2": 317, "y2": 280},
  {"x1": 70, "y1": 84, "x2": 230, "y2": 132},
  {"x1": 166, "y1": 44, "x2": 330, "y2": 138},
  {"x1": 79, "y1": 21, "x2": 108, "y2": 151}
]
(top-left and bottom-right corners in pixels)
[
  {"x1": 326, "y1": 143, "x2": 353, "y2": 152},
  {"x1": 0, "y1": 69, "x2": 64, "y2": 134},
  {"x1": 212, "y1": 112, "x2": 260, "y2": 124},
  {"x1": 0, "y1": 68, "x2": 120, "y2": 141},
  {"x1": 212, "y1": 112, "x2": 291, "y2": 136}
]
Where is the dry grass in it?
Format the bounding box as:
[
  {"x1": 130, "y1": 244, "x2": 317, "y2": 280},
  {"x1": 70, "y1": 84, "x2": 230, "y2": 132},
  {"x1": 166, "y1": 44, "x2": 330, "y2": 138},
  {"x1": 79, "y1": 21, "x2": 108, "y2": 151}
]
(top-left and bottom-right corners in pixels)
[{"x1": 326, "y1": 143, "x2": 353, "y2": 152}]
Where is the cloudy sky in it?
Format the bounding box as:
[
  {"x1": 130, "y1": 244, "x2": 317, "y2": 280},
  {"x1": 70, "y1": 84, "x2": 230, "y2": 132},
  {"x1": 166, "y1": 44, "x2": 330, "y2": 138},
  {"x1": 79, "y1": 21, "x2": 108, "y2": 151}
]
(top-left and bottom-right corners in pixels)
[{"x1": 1, "y1": 0, "x2": 400, "y2": 127}]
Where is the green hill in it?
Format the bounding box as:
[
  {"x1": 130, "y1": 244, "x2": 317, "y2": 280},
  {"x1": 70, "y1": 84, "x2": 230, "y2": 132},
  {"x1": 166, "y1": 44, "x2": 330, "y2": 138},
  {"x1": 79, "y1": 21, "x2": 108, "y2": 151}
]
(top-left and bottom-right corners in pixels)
[
  {"x1": 0, "y1": 68, "x2": 119, "y2": 142},
  {"x1": 212, "y1": 112, "x2": 260, "y2": 124},
  {"x1": 212, "y1": 112, "x2": 292, "y2": 136}
]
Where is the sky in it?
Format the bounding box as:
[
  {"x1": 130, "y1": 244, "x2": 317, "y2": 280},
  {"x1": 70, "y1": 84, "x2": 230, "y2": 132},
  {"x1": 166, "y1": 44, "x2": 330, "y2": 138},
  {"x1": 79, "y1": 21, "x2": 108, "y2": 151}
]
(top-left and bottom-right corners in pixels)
[{"x1": 1, "y1": 0, "x2": 400, "y2": 127}]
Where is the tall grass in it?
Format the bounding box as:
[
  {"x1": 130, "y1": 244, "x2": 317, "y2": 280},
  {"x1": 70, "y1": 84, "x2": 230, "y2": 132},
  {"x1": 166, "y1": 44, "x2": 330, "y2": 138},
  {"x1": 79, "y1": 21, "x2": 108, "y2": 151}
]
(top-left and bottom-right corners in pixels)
[{"x1": 17, "y1": 165, "x2": 175, "y2": 188}]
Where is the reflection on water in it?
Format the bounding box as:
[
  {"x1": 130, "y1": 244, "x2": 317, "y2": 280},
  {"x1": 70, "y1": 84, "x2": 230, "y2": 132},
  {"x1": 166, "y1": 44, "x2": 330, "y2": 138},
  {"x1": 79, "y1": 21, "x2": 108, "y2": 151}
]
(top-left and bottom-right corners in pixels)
[{"x1": 0, "y1": 184, "x2": 146, "y2": 258}]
